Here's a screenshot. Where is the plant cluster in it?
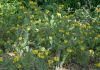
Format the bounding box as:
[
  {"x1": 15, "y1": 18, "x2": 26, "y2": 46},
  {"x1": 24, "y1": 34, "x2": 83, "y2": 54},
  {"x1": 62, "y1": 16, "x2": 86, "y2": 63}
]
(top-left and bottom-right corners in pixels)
[{"x1": 0, "y1": 0, "x2": 100, "y2": 70}]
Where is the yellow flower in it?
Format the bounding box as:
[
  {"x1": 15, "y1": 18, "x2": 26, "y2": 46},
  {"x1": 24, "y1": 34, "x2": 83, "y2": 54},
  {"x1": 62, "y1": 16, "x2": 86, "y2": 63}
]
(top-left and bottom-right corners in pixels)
[
  {"x1": 40, "y1": 47, "x2": 46, "y2": 52},
  {"x1": 65, "y1": 32, "x2": 69, "y2": 35},
  {"x1": 45, "y1": 49, "x2": 50, "y2": 56},
  {"x1": 46, "y1": 10, "x2": 49, "y2": 14},
  {"x1": 29, "y1": 1, "x2": 37, "y2": 5},
  {"x1": 59, "y1": 29, "x2": 64, "y2": 33},
  {"x1": 35, "y1": 28, "x2": 39, "y2": 32},
  {"x1": 13, "y1": 51, "x2": 17, "y2": 55},
  {"x1": 45, "y1": 49, "x2": 49, "y2": 56},
  {"x1": 19, "y1": 6, "x2": 24, "y2": 9},
  {"x1": 33, "y1": 49, "x2": 38, "y2": 54},
  {"x1": 87, "y1": 25, "x2": 91, "y2": 29},
  {"x1": 13, "y1": 56, "x2": 20, "y2": 63},
  {"x1": 67, "y1": 48, "x2": 73, "y2": 53},
  {"x1": 96, "y1": 8, "x2": 100, "y2": 12},
  {"x1": 48, "y1": 60, "x2": 54, "y2": 65},
  {"x1": 7, "y1": 41, "x2": 10, "y2": 44},
  {"x1": 59, "y1": 5, "x2": 64, "y2": 10},
  {"x1": 57, "y1": 12, "x2": 61, "y2": 17},
  {"x1": 89, "y1": 49, "x2": 94, "y2": 56},
  {"x1": 29, "y1": 1, "x2": 34, "y2": 4},
  {"x1": 53, "y1": 56, "x2": 59, "y2": 62},
  {"x1": 18, "y1": 2, "x2": 22, "y2": 5},
  {"x1": 38, "y1": 52, "x2": 45, "y2": 59},
  {"x1": 78, "y1": 40, "x2": 83, "y2": 44},
  {"x1": 64, "y1": 40, "x2": 68, "y2": 44},
  {"x1": 17, "y1": 24, "x2": 19, "y2": 27},
  {"x1": 92, "y1": 20, "x2": 95, "y2": 23},
  {"x1": 0, "y1": 57, "x2": 3, "y2": 62},
  {"x1": 30, "y1": 20, "x2": 33, "y2": 23},
  {"x1": 17, "y1": 16, "x2": 22, "y2": 19},
  {"x1": 95, "y1": 34, "x2": 100, "y2": 40},
  {"x1": 0, "y1": 13, "x2": 3, "y2": 15},
  {"x1": 81, "y1": 24, "x2": 86, "y2": 29},
  {"x1": 80, "y1": 47, "x2": 85, "y2": 51},
  {"x1": 96, "y1": 34, "x2": 100, "y2": 38},
  {"x1": 0, "y1": 4, "x2": 2, "y2": 8},
  {"x1": 24, "y1": 12, "x2": 28, "y2": 14},
  {"x1": 17, "y1": 64, "x2": 22, "y2": 68},
  {"x1": 27, "y1": 27, "x2": 31, "y2": 31},
  {"x1": 95, "y1": 63, "x2": 100, "y2": 67},
  {"x1": 64, "y1": 16, "x2": 68, "y2": 18},
  {"x1": 18, "y1": 37, "x2": 23, "y2": 40},
  {"x1": 49, "y1": 36, "x2": 52, "y2": 40}
]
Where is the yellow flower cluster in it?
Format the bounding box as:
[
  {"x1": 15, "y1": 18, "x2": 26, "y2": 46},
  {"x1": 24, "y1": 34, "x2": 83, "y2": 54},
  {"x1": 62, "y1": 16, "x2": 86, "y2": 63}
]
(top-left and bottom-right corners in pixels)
[
  {"x1": 96, "y1": 34, "x2": 100, "y2": 38},
  {"x1": 96, "y1": 8, "x2": 100, "y2": 12},
  {"x1": 24, "y1": 11, "x2": 28, "y2": 14},
  {"x1": 72, "y1": 23, "x2": 80, "y2": 27},
  {"x1": 19, "y1": 6, "x2": 25, "y2": 9},
  {"x1": 65, "y1": 32, "x2": 70, "y2": 35},
  {"x1": 29, "y1": 1, "x2": 37, "y2": 5},
  {"x1": 64, "y1": 40, "x2": 68, "y2": 44},
  {"x1": 40, "y1": 47, "x2": 46, "y2": 52},
  {"x1": 18, "y1": 36, "x2": 23, "y2": 41},
  {"x1": 32, "y1": 47, "x2": 50, "y2": 59},
  {"x1": 89, "y1": 49, "x2": 94, "y2": 56},
  {"x1": 13, "y1": 56, "x2": 20, "y2": 63},
  {"x1": 80, "y1": 24, "x2": 87, "y2": 29},
  {"x1": 53, "y1": 56, "x2": 59, "y2": 62},
  {"x1": 38, "y1": 52, "x2": 45, "y2": 59},
  {"x1": 57, "y1": 12, "x2": 61, "y2": 17},
  {"x1": 48, "y1": 56, "x2": 59, "y2": 65},
  {"x1": 45, "y1": 50, "x2": 49, "y2": 56},
  {"x1": 33, "y1": 48, "x2": 59, "y2": 65},
  {"x1": 95, "y1": 63, "x2": 100, "y2": 67},
  {"x1": 80, "y1": 47, "x2": 85, "y2": 51},
  {"x1": 59, "y1": 29, "x2": 65, "y2": 33},
  {"x1": 17, "y1": 16, "x2": 22, "y2": 19},
  {"x1": 48, "y1": 60, "x2": 54, "y2": 65},
  {"x1": 95, "y1": 34, "x2": 100, "y2": 40},
  {"x1": 59, "y1": 5, "x2": 64, "y2": 10},
  {"x1": 0, "y1": 57, "x2": 3, "y2": 62},
  {"x1": 33, "y1": 50, "x2": 38, "y2": 54}
]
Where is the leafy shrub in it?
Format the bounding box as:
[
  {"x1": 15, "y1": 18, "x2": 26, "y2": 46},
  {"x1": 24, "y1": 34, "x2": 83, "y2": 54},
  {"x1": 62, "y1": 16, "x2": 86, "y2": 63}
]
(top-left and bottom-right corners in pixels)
[{"x1": 0, "y1": 0, "x2": 100, "y2": 70}]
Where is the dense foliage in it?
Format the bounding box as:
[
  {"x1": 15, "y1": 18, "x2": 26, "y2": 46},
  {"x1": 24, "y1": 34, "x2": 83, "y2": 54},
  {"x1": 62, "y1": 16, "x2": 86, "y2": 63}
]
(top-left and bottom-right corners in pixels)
[{"x1": 0, "y1": 0, "x2": 100, "y2": 70}]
